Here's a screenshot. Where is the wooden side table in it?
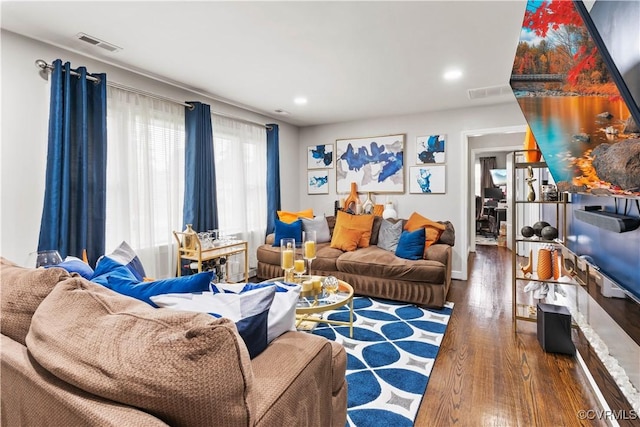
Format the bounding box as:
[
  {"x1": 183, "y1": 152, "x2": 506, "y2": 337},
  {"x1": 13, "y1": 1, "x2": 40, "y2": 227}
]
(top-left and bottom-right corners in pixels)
[{"x1": 173, "y1": 231, "x2": 248, "y2": 282}]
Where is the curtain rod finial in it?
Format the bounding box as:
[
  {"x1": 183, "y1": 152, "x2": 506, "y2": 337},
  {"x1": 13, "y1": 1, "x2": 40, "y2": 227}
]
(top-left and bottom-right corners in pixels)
[{"x1": 35, "y1": 59, "x2": 48, "y2": 70}]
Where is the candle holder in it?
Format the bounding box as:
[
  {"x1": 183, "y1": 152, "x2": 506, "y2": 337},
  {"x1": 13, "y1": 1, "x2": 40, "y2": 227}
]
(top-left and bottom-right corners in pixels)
[
  {"x1": 303, "y1": 230, "x2": 316, "y2": 275},
  {"x1": 280, "y1": 238, "x2": 295, "y2": 282}
]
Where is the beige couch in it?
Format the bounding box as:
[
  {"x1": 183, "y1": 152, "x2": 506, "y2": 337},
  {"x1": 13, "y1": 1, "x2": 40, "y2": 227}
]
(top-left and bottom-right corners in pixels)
[
  {"x1": 257, "y1": 216, "x2": 454, "y2": 308},
  {"x1": 0, "y1": 258, "x2": 347, "y2": 427}
]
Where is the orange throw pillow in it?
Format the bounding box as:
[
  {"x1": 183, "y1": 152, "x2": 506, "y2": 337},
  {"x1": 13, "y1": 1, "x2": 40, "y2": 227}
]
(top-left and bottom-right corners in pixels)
[
  {"x1": 404, "y1": 212, "x2": 446, "y2": 251},
  {"x1": 330, "y1": 227, "x2": 363, "y2": 252},
  {"x1": 332, "y1": 210, "x2": 375, "y2": 248},
  {"x1": 277, "y1": 208, "x2": 314, "y2": 224}
]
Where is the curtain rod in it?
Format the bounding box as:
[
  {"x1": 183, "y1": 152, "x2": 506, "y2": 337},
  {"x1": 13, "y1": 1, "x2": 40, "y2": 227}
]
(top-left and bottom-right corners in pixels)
[{"x1": 35, "y1": 59, "x2": 272, "y2": 130}]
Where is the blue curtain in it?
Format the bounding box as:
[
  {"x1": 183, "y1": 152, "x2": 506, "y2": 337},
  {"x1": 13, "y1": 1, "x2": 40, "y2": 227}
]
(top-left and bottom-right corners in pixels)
[
  {"x1": 183, "y1": 102, "x2": 218, "y2": 232},
  {"x1": 266, "y1": 124, "x2": 281, "y2": 235},
  {"x1": 38, "y1": 59, "x2": 107, "y2": 267}
]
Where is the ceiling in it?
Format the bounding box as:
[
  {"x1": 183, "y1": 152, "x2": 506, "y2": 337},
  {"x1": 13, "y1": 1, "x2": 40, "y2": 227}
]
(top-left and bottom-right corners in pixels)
[{"x1": 1, "y1": 1, "x2": 528, "y2": 127}]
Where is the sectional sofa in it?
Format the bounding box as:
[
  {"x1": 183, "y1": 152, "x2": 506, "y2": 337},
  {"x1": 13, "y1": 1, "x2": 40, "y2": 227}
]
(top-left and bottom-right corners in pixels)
[{"x1": 0, "y1": 257, "x2": 347, "y2": 426}]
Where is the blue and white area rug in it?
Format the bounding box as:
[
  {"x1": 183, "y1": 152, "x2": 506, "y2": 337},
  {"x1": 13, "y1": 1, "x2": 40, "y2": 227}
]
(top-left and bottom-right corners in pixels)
[{"x1": 313, "y1": 297, "x2": 454, "y2": 427}]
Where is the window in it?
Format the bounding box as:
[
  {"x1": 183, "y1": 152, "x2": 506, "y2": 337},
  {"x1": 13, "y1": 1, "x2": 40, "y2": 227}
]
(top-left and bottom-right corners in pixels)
[
  {"x1": 212, "y1": 116, "x2": 267, "y2": 275},
  {"x1": 106, "y1": 87, "x2": 185, "y2": 278}
]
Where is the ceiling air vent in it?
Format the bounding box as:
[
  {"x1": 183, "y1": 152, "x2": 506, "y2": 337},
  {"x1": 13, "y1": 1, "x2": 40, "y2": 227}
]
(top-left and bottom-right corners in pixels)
[
  {"x1": 467, "y1": 84, "x2": 512, "y2": 100},
  {"x1": 75, "y1": 33, "x2": 122, "y2": 53}
]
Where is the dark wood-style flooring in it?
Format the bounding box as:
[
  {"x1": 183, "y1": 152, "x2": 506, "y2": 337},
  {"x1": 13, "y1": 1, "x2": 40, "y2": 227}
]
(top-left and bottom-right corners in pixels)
[{"x1": 415, "y1": 245, "x2": 607, "y2": 427}]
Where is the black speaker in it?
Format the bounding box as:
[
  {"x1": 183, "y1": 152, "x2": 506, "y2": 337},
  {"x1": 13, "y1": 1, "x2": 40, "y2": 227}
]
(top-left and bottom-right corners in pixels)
[{"x1": 537, "y1": 303, "x2": 575, "y2": 355}]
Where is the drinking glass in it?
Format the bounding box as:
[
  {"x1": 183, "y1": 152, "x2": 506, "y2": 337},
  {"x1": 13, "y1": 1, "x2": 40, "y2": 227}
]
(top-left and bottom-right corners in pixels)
[
  {"x1": 303, "y1": 230, "x2": 317, "y2": 275},
  {"x1": 280, "y1": 238, "x2": 296, "y2": 282},
  {"x1": 32, "y1": 250, "x2": 63, "y2": 268}
]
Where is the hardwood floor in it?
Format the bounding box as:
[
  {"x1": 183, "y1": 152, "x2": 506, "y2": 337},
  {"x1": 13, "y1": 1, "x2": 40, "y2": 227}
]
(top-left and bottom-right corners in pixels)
[{"x1": 415, "y1": 245, "x2": 607, "y2": 427}]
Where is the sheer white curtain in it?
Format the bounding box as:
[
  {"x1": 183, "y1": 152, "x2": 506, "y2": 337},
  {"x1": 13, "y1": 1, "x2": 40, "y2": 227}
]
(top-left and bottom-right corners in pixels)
[
  {"x1": 212, "y1": 115, "x2": 267, "y2": 277},
  {"x1": 106, "y1": 87, "x2": 185, "y2": 278}
]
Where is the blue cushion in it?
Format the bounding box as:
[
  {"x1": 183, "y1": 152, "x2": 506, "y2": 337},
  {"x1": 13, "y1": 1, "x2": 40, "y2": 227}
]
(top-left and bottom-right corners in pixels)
[
  {"x1": 272, "y1": 219, "x2": 302, "y2": 247},
  {"x1": 92, "y1": 258, "x2": 213, "y2": 307},
  {"x1": 48, "y1": 256, "x2": 94, "y2": 280},
  {"x1": 395, "y1": 228, "x2": 426, "y2": 260},
  {"x1": 153, "y1": 285, "x2": 276, "y2": 358},
  {"x1": 230, "y1": 285, "x2": 275, "y2": 358},
  {"x1": 102, "y1": 241, "x2": 147, "y2": 281}
]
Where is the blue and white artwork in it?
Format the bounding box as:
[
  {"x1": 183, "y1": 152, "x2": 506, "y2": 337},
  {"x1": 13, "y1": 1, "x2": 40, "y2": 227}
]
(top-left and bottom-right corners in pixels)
[
  {"x1": 416, "y1": 134, "x2": 446, "y2": 164},
  {"x1": 308, "y1": 170, "x2": 329, "y2": 194},
  {"x1": 307, "y1": 144, "x2": 334, "y2": 169},
  {"x1": 409, "y1": 165, "x2": 445, "y2": 194},
  {"x1": 336, "y1": 134, "x2": 404, "y2": 193}
]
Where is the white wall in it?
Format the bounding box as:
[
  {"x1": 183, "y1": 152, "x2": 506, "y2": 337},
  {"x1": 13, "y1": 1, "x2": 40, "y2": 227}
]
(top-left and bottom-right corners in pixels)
[
  {"x1": 0, "y1": 30, "x2": 300, "y2": 265},
  {"x1": 299, "y1": 103, "x2": 527, "y2": 280}
]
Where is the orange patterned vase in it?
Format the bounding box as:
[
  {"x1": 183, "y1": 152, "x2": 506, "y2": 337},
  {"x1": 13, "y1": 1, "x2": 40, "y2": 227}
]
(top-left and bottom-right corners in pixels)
[{"x1": 537, "y1": 248, "x2": 552, "y2": 280}]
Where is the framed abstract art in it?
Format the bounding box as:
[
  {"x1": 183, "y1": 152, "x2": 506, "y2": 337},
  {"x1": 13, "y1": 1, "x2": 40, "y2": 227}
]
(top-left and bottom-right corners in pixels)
[
  {"x1": 307, "y1": 144, "x2": 334, "y2": 169},
  {"x1": 409, "y1": 165, "x2": 446, "y2": 194},
  {"x1": 416, "y1": 134, "x2": 446, "y2": 164},
  {"x1": 307, "y1": 170, "x2": 329, "y2": 194},
  {"x1": 335, "y1": 134, "x2": 404, "y2": 193}
]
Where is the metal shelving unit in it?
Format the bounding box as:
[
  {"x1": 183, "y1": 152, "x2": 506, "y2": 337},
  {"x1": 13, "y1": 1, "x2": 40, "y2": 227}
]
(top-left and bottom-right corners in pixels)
[{"x1": 510, "y1": 150, "x2": 574, "y2": 332}]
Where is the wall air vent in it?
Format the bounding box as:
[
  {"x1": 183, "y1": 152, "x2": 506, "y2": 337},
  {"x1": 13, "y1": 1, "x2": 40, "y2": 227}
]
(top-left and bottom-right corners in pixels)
[
  {"x1": 467, "y1": 85, "x2": 513, "y2": 100},
  {"x1": 75, "y1": 33, "x2": 121, "y2": 53}
]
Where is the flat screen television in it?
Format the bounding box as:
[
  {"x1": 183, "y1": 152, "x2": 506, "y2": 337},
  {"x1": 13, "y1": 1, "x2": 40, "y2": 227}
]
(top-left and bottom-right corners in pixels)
[{"x1": 509, "y1": 0, "x2": 640, "y2": 197}]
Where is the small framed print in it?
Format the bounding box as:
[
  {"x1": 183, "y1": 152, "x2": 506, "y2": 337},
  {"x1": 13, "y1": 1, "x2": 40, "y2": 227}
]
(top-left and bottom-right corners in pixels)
[
  {"x1": 307, "y1": 144, "x2": 334, "y2": 169},
  {"x1": 409, "y1": 165, "x2": 446, "y2": 194},
  {"x1": 416, "y1": 134, "x2": 446, "y2": 164},
  {"x1": 307, "y1": 170, "x2": 329, "y2": 194}
]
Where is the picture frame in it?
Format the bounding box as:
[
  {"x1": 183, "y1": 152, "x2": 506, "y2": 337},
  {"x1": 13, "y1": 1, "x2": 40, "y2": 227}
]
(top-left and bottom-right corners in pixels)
[
  {"x1": 307, "y1": 170, "x2": 329, "y2": 194},
  {"x1": 416, "y1": 134, "x2": 446, "y2": 164},
  {"x1": 307, "y1": 144, "x2": 334, "y2": 169},
  {"x1": 409, "y1": 165, "x2": 446, "y2": 194},
  {"x1": 335, "y1": 134, "x2": 404, "y2": 193}
]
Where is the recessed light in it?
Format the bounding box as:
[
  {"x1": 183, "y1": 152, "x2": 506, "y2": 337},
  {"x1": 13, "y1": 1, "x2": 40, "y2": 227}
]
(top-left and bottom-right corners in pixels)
[
  {"x1": 443, "y1": 69, "x2": 463, "y2": 81},
  {"x1": 294, "y1": 97, "x2": 308, "y2": 105}
]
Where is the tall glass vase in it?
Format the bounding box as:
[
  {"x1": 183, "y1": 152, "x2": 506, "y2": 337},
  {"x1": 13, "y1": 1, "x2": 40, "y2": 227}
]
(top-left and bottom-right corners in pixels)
[
  {"x1": 280, "y1": 238, "x2": 295, "y2": 282},
  {"x1": 303, "y1": 230, "x2": 317, "y2": 275}
]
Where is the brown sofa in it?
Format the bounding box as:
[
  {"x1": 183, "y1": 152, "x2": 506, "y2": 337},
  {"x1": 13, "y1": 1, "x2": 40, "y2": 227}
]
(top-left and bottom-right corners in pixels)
[
  {"x1": 257, "y1": 216, "x2": 454, "y2": 308},
  {"x1": 0, "y1": 258, "x2": 347, "y2": 427}
]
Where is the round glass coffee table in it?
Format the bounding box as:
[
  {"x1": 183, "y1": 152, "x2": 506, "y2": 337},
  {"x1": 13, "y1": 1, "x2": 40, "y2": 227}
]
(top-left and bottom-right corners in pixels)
[{"x1": 266, "y1": 276, "x2": 354, "y2": 338}]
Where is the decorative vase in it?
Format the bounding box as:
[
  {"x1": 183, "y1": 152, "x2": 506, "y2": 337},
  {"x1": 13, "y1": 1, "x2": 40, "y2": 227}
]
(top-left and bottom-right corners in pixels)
[
  {"x1": 183, "y1": 224, "x2": 197, "y2": 250},
  {"x1": 343, "y1": 182, "x2": 360, "y2": 214},
  {"x1": 382, "y1": 202, "x2": 397, "y2": 219},
  {"x1": 524, "y1": 126, "x2": 541, "y2": 163},
  {"x1": 537, "y1": 248, "x2": 552, "y2": 280},
  {"x1": 362, "y1": 192, "x2": 374, "y2": 214}
]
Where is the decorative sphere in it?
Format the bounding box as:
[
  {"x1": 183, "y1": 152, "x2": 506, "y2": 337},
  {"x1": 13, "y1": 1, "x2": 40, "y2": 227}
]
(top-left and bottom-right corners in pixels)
[
  {"x1": 521, "y1": 226, "x2": 535, "y2": 238},
  {"x1": 541, "y1": 225, "x2": 558, "y2": 241},
  {"x1": 323, "y1": 276, "x2": 340, "y2": 293},
  {"x1": 532, "y1": 221, "x2": 551, "y2": 237}
]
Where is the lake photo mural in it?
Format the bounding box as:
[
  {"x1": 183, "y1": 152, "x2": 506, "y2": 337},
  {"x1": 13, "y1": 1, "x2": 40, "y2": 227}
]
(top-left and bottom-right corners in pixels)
[{"x1": 510, "y1": 0, "x2": 640, "y2": 196}]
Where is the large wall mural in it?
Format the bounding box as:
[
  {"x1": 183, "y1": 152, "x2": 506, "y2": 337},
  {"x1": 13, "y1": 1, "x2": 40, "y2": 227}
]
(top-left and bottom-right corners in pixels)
[{"x1": 509, "y1": 0, "x2": 640, "y2": 197}]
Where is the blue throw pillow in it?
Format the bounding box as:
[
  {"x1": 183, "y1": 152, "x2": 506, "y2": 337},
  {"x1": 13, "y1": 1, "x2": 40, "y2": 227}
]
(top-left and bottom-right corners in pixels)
[
  {"x1": 395, "y1": 228, "x2": 426, "y2": 260},
  {"x1": 92, "y1": 260, "x2": 213, "y2": 307},
  {"x1": 48, "y1": 256, "x2": 94, "y2": 280},
  {"x1": 272, "y1": 219, "x2": 302, "y2": 247},
  {"x1": 101, "y1": 241, "x2": 147, "y2": 281},
  {"x1": 154, "y1": 285, "x2": 277, "y2": 358}
]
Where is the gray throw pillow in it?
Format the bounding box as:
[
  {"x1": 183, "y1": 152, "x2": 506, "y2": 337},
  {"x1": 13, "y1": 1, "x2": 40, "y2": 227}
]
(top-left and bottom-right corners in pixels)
[
  {"x1": 377, "y1": 219, "x2": 403, "y2": 252},
  {"x1": 301, "y1": 215, "x2": 332, "y2": 243}
]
